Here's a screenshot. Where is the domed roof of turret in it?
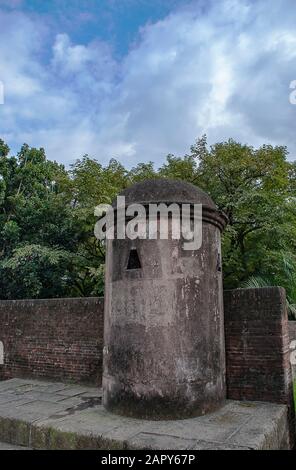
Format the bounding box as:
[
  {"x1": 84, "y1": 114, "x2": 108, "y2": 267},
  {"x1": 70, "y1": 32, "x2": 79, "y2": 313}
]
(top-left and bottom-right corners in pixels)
[{"x1": 115, "y1": 178, "x2": 216, "y2": 209}]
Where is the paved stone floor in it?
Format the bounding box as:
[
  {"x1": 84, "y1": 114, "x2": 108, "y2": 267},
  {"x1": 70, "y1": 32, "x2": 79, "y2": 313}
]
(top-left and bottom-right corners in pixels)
[
  {"x1": 0, "y1": 442, "x2": 30, "y2": 450},
  {"x1": 0, "y1": 378, "x2": 290, "y2": 450}
]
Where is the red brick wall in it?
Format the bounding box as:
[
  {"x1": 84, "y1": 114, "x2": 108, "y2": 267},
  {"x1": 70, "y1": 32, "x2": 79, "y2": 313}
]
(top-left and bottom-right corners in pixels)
[
  {"x1": 224, "y1": 287, "x2": 295, "y2": 446},
  {"x1": 0, "y1": 298, "x2": 104, "y2": 386},
  {"x1": 0, "y1": 292, "x2": 294, "y2": 406},
  {"x1": 224, "y1": 287, "x2": 292, "y2": 403}
]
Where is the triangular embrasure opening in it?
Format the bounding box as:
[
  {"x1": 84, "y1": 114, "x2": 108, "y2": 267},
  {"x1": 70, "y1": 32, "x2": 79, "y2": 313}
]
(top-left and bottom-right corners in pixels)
[{"x1": 127, "y1": 248, "x2": 141, "y2": 270}]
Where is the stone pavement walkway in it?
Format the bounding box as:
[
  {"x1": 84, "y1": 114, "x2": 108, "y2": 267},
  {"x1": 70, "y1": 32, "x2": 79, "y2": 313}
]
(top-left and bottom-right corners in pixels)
[
  {"x1": 0, "y1": 378, "x2": 290, "y2": 450},
  {"x1": 0, "y1": 442, "x2": 30, "y2": 450}
]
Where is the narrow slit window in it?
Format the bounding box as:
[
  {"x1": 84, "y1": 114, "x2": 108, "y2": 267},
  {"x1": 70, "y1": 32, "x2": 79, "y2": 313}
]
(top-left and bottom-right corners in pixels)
[{"x1": 127, "y1": 249, "x2": 141, "y2": 270}]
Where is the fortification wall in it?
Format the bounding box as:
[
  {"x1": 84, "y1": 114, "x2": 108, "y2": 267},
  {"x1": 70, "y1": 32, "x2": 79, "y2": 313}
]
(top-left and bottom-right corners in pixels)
[
  {"x1": 0, "y1": 292, "x2": 294, "y2": 394},
  {"x1": 224, "y1": 287, "x2": 292, "y2": 403},
  {"x1": 0, "y1": 297, "x2": 104, "y2": 385},
  {"x1": 224, "y1": 287, "x2": 295, "y2": 447}
]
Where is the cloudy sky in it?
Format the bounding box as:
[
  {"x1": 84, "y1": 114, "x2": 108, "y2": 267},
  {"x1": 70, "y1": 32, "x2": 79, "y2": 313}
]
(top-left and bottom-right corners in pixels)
[{"x1": 0, "y1": 0, "x2": 296, "y2": 166}]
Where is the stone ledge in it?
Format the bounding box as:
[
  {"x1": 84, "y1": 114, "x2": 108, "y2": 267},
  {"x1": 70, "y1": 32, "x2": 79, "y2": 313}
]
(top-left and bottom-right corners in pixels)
[{"x1": 0, "y1": 378, "x2": 292, "y2": 450}]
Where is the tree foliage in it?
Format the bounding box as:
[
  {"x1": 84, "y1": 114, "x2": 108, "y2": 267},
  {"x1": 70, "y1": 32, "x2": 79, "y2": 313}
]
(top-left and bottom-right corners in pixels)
[{"x1": 0, "y1": 136, "x2": 296, "y2": 318}]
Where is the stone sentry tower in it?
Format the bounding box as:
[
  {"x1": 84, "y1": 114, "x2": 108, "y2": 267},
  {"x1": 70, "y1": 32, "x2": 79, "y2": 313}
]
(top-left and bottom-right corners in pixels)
[{"x1": 103, "y1": 179, "x2": 228, "y2": 419}]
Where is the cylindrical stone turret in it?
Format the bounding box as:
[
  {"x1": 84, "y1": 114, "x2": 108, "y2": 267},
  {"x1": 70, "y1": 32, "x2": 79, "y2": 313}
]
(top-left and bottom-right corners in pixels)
[{"x1": 102, "y1": 178, "x2": 228, "y2": 419}]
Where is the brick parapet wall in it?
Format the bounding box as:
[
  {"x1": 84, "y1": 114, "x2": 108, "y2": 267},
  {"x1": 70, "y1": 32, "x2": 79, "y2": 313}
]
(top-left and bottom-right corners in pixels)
[
  {"x1": 0, "y1": 293, "x2": 294, "y2": 420},
  {"x1": 0, "y1": 297, "x2": 104, "y2": 386},
  {"x1": 224, "y1": 287, "x2": 295, "y2": 447},
  {"x1": 224, "y1": 287, "x2": 292, "y2": 402}
]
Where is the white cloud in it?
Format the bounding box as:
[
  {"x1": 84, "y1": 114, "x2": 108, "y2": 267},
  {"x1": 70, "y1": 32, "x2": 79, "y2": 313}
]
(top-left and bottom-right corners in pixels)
[
  {"x1": 52, "y1": 33, "x2": 116, "y2": 86},
  {"x1": 0, "y1": 0, "x2": 296, "y2": 166}
]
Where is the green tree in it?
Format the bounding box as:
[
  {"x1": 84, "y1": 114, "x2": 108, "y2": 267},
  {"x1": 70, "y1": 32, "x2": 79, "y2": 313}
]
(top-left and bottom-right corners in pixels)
[
  {"x1": 0, "y1": 142, "x2": 80, "y2": 298},
  {"x1": 187, "y1": 136, "x2": 296, "y2": 317},
  {"x1": 1, "y1": 135, "x2": 296, "y2": 317}
]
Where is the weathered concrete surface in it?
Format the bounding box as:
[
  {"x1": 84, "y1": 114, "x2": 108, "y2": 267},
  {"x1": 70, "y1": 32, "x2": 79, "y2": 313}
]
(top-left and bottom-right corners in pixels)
[
  {"x1": 0, "y1": 379, "x2": 291, "y2": 450},
  {"x1": 0, "y1": 441, "x2": 30, "y2": 449},
  {"x1": 104, "y1": 179, "x2": 228, "y2": 419}
]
